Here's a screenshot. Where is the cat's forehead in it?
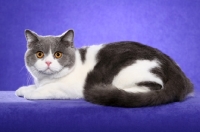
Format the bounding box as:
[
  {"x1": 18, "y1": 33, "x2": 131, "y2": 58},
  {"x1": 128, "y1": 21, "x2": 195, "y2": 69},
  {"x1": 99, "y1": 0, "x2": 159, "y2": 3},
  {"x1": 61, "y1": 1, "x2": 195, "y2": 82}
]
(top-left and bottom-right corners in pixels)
[
  {"x1": 36, "y1": 36, "x2": 60, "y2": 53},
  {"x1": 39, "y1": 36, "x2": 59, "y2": 46}
]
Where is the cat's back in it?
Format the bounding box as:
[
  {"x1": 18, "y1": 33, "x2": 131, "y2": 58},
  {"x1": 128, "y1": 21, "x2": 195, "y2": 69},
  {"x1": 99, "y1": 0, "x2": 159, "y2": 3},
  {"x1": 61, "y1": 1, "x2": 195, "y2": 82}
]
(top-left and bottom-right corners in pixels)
[
  {"x1": 79, "y1": 41, "x2": 169, "y2": 77},
  {"x1": 83, "y1": 41, "x2": 166, "y2": 86},
  {"x1": 96, "y1": 41, "x2": 161, "y2": 60}
]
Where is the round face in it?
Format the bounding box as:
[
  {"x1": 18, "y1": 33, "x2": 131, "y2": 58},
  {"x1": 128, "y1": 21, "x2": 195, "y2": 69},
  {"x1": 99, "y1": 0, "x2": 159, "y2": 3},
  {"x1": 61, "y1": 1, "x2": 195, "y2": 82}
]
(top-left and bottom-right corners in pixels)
[{"x1": 25, "y1": 36, "x2": 76, "y2": 79}]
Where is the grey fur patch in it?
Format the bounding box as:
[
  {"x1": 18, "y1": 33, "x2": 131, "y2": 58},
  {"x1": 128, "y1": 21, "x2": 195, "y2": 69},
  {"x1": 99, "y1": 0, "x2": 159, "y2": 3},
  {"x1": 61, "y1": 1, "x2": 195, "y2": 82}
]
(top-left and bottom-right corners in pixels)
[{"x1": 79, "y1": 47, "x2": 88, "y2": 63}]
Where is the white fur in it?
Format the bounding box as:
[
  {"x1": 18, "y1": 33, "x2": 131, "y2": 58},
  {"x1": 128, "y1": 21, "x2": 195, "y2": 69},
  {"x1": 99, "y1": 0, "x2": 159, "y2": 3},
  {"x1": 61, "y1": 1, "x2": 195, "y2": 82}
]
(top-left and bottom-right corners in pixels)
[
  {"x1": 16, "y1": 45, "x2": 104, "y2": 99},
  {"x1": 112, "y1": 60, "x2": 163, "y2": 93},
  {"x1": 124, "y1": 86, "x2": 151, "y2": 93}
]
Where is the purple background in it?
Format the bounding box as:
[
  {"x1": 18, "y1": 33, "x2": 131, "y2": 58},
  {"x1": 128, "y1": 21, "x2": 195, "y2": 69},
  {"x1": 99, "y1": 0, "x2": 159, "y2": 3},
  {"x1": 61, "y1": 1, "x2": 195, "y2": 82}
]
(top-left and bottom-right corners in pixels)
[{"x1": 0, "y1": 0, "x2": 199, "y2": 91}]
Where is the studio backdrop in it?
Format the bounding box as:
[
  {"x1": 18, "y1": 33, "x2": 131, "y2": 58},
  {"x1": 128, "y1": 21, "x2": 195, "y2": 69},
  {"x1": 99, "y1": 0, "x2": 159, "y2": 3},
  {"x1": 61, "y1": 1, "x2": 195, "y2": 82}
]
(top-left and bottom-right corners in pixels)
[{"x1": 0, "y1": 0, "x2": 199, "y2": 91}]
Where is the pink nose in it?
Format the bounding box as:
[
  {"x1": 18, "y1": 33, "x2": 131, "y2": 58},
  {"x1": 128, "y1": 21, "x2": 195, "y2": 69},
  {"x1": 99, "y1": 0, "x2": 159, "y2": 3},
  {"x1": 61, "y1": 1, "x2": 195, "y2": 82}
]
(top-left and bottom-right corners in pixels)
[{"x1": 45, "y1": 61, "x2": 52, "y2": 66}]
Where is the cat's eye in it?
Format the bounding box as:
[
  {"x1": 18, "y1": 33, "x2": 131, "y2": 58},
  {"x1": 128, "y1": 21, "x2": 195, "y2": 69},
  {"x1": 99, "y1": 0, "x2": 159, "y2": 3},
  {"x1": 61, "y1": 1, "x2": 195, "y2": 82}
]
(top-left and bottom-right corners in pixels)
[
  {"x1": 36, "y1": 51, "x2": 44, "y2": 58},
  {"x1": 54, "y1": 52, "x2": 62, "y2": 59}
]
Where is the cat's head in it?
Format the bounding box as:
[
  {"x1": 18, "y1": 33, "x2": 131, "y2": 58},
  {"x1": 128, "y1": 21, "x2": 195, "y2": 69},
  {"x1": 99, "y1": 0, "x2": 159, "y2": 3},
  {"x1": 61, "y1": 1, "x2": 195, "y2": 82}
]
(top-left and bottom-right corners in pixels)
[{"x1": 24, "y1": 29, "x2": 76, "y2": 80}]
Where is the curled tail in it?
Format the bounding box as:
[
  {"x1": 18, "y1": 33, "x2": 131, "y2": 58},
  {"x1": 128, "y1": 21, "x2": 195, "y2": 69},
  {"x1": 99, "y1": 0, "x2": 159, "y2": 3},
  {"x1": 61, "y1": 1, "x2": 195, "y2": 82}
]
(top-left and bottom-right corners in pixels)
[{"x1": 84, "y1": 77, "x2": 193, "y2": 108}]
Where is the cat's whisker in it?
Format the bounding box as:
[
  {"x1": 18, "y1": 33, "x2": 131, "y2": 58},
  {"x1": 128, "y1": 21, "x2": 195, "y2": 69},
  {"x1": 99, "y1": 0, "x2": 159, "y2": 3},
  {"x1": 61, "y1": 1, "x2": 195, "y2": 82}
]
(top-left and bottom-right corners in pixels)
[
  {"x1": 26, "y1": 72, "x2": 30, "y2": 85},
  {"x1": 19, "y1": 66, "x2": 26, "y2": 73},
  {"x1": 27, "y1": 72, "x2": 34, "y2": 85}
]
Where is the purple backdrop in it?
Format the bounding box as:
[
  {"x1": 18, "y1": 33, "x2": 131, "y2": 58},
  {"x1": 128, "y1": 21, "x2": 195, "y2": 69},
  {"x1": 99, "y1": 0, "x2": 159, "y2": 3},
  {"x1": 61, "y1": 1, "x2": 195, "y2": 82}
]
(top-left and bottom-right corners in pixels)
[{"x1": 0, "y1": 0, "x2": 199, "y2": 91}]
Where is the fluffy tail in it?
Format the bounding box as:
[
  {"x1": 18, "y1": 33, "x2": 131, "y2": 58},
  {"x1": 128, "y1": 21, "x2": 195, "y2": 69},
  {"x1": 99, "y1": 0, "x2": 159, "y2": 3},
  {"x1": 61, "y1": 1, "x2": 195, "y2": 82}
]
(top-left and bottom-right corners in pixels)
[{"x1": 84, "y1": 78, "x2": 193, "y2": 107}]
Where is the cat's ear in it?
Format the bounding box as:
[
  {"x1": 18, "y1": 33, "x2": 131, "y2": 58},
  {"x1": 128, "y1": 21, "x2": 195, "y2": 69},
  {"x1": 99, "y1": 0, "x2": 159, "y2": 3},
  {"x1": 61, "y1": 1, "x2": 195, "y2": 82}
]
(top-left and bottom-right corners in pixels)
[
  {"x1": 60, "y1": 30, "x2": 74, "y2": 47},
  {"x1": 25, "y1": 29, "x2": 39, "y2": 43}
]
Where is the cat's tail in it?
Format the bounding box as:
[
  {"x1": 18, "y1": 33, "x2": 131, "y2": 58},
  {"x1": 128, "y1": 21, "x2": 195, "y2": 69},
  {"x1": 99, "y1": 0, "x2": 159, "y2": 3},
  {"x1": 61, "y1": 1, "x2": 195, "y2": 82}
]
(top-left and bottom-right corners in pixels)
[{"x1": 84, "y1": 77, "x2": 193, "y2": 108}]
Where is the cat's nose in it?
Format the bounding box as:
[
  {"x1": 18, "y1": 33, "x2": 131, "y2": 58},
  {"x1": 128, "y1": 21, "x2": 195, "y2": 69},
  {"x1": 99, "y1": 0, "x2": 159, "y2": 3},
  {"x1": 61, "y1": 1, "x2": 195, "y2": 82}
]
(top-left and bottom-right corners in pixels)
[{"x1": 45, "y1": 61, "x2": 52, "y2": 66}]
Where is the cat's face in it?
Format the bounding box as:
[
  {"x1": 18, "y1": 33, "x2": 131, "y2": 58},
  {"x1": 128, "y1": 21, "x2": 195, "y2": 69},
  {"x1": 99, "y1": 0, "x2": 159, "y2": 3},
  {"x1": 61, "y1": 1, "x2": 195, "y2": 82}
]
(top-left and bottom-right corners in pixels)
[{"x1": 24, "y1": 30, "x2": 76, "y2": 79}]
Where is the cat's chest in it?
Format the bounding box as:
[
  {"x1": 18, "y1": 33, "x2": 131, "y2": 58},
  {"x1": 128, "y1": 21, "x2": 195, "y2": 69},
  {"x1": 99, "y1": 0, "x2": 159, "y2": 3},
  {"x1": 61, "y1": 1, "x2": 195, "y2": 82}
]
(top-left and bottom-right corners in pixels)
[{"x1": 58, "y1": 67, "x2": 88, "y2": 88}]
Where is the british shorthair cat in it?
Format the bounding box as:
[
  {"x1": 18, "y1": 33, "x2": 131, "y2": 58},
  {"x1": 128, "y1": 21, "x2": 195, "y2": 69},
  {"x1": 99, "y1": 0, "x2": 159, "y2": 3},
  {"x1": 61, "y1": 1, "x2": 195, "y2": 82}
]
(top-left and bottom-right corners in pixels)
[{"x1": 15, "y1": 29, "x2": 193, "y2": 107}]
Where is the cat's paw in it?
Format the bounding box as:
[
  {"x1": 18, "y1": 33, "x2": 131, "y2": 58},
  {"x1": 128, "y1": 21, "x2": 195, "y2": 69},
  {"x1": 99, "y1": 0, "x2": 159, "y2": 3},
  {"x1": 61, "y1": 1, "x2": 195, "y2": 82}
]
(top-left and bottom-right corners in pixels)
[
  {"x1": 15, "y1": 85, "x2": 36, "y2": 97},
  {"x1": 15, "y1": 86, "x2": 28, "y2": 97},
  {"x1": 24, "y1": 91, "x2": 46, "y2": 100}
]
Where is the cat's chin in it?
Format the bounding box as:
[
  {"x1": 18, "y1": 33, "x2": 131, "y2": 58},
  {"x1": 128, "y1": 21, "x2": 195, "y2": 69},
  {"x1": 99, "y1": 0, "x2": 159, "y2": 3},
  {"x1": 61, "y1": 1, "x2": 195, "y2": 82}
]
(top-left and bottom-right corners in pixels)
[
  {"x1": 40, "y1": 69, "x2": 57, "y2": 75},
  {"x1": 28, "y1": 65, "x2": 75, "y2": 80},
  {"x1": 33, "y1": 66, "x2": 61, "y2": 76}
]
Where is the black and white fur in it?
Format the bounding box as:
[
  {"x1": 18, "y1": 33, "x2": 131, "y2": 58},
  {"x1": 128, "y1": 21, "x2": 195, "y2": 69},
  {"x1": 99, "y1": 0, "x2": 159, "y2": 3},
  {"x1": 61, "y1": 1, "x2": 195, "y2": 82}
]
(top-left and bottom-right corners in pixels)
[{"x1": 15, "y1": 30, "x2": 194, "y2": 107}]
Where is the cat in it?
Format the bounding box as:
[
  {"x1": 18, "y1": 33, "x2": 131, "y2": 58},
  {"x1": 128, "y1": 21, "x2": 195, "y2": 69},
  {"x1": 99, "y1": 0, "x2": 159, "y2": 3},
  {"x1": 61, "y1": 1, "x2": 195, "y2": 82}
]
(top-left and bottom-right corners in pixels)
[{"x1": 15, "y1": 29, "x2": 194, "y2": 107}]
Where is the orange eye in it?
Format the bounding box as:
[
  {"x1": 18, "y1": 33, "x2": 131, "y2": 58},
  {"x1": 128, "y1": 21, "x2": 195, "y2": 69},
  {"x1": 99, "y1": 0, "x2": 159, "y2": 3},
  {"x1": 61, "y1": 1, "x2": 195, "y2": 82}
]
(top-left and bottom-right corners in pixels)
[
  {"x1": 54, "y1": 52, "x2": 62, "y2": 59},
  {"x1": 36, "y1": 51, "x2": 44, "y2": 58}
]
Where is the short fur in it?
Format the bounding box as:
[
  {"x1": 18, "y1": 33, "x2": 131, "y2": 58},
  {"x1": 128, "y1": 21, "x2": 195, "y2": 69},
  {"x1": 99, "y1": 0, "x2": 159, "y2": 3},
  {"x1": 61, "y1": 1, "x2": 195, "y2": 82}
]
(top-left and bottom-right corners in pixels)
[{"x1": 15, "y1": 29, "x2": 194, "y2": 107}]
